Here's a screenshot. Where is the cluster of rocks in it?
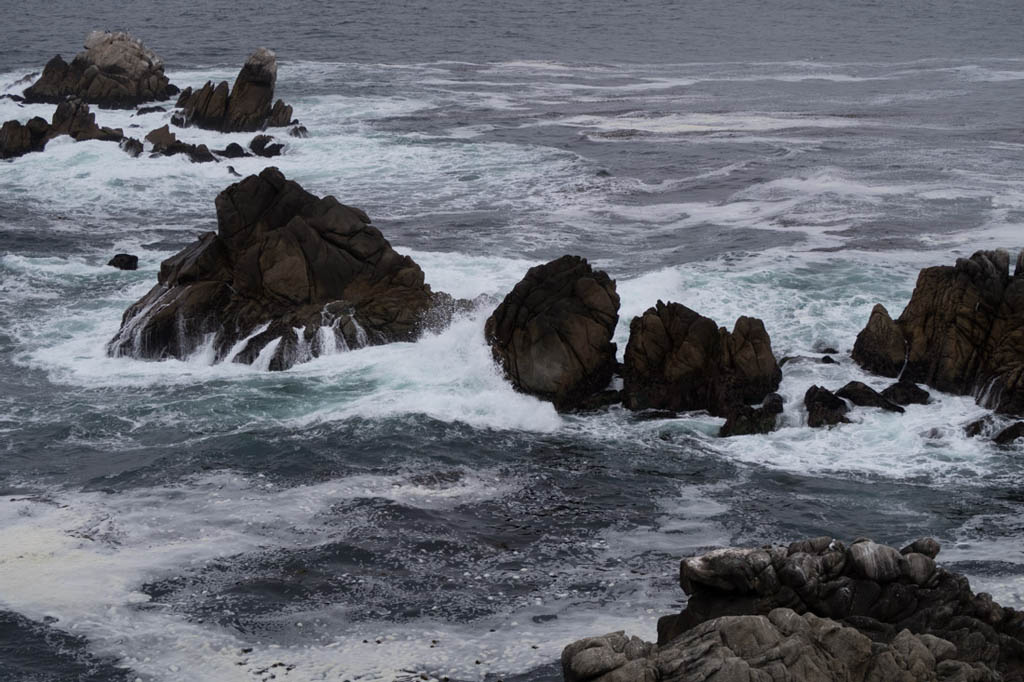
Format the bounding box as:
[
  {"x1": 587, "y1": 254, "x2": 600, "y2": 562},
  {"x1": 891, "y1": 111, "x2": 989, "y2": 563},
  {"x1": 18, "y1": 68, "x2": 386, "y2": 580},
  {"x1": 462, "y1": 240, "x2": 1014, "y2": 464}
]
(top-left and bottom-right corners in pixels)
[
  {"x1": 563, "y1": 536, "x2": 1024, "y2": 682},
  {"x1": 803, "y1": 379, "x2": 930, "y2": 428},
  {"x1": 171, "y1": 48, "x2": 294, "y2": 132},
  {"x1": 2, "y1": 33, "x2": 300, "y2": 165},
  {"x1": 108, "y1": 168, "x2": 457, "y2": 370}
]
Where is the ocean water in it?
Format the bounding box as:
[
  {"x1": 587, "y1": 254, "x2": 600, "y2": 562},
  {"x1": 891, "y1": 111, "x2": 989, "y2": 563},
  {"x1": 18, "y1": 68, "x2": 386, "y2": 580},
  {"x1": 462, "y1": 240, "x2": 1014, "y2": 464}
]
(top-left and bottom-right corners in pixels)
[{"x1": 2, "y1": 1, "x2": 1024, "y2": 680}]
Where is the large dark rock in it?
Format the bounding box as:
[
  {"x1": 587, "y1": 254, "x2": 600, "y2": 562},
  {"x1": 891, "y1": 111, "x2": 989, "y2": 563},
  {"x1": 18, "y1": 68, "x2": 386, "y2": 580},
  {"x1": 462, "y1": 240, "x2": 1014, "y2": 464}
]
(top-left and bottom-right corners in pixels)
[
  {"x1": 835, "y1": 380, "x2": 904, "y2": 413},
  {"x1": 563, "y1": 537, "x2": 1024, "y2": 682},
  {"x1": 851, "y1": 303, "x2": 905, "y2": 377},
  {"x1": 108, "y1": 168, "x2": 451, "y2": 370},
  {"x1": 719, "y1": 393, "x2": 784, "y2": 437},
  {"x1": 174, "y1": 48, "x2": 294, "y2": 132},
  {"x1": 144, "y1": 125, "x2": 215, "y2": 163},
  {"x1": 0, "y1": 117, "x2": 49, "y2": 159},
  {"x1": 881, "y1": 380, "x2": 931, "y2": 406},
  {"x1": 994, "y1": 421, "x2": 1024, "y2": 445},
  {"x1": 484, "y1": 255, "x2": 619, "y2": 410},
  {"x1": 2, "y1": 99, "x2": 126, "y2": 159},
  {"x1": 804, "y1": 385, "x2": 850, "y2": 427},
  {"x1": 23, "y1": 32, "x2": 173, "y2": 108},
  {"x1": 854, "y1": 250, "x2": 1024, "y2": 416},
  {"x1": 107, "y1": 254, "x2": 138, "y2": 271},
  {"x1": 249, "y1": 134, "x2": 283, "y2": 157},
  {"x1": 622, "y1": 301, "x2": 781, "y2": 416}
]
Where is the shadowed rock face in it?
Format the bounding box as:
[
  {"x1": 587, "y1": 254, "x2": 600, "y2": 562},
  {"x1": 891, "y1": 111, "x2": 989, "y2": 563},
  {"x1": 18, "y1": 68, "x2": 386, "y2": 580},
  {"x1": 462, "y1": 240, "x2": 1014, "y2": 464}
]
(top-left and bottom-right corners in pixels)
[
  {"x1": 853, "y1": 250, "x2": 1024, "y2": 416},
  {"x1": 562, "y1": 537, "x2": 1024, "y2": 682},
  {"x1": 622, "y1": 301, "x2": 781, "y2": 416},
  {"x1": 108, "y1": 167, "x2": 451, "y2": 371},
  {"x1": 484, "y1": 255, "x2": 620, "y2": 410},
  {"x1": 23, "y1": 32, "x2": 173, "y2": 108},
  {"x1": 174, "y1": 48, "x2": 294, "y2": 132}
]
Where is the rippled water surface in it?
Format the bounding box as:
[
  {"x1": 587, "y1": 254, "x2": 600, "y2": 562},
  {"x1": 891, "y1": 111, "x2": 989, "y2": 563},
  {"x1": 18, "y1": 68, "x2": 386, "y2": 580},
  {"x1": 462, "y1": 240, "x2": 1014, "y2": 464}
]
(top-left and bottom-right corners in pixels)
[{"x1": 2, "y1": 1, "x2": 1024, "y2": 680}]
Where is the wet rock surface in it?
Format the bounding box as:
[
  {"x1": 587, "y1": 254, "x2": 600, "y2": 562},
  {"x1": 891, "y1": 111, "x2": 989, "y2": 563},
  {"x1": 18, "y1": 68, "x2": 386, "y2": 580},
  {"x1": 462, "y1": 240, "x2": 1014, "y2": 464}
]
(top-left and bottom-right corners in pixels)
[
  {"x1": 1, "y1": 99, "x2": 126, "y2": 159},
  {"x1": 719, "y1": 393, "x2": 784, "y2": 437},
  {"x1": 107, "y1": 254, "x2": 139, "y2": 271},
  {"x1": 23, "y1": 31, "x2": 173, "y2": 108},
  {"x1": 835, "y1": 380, "x2": 904, "y2": 413},
  {"x1": 804, "y1": 385, "x2": 851, "y2": 427},
  {"x1": 108, "y1": 167, "x2": 450, "y2": 370},
  {"x1": 563, "y1": 537, "x2": 1024, "y2": 682},
  {"x1": 485, "y1": 255, "x2": 620, "y2": 410},
  {"x1": 622, "y1": 301, "x2": 781, "y2": 416}
]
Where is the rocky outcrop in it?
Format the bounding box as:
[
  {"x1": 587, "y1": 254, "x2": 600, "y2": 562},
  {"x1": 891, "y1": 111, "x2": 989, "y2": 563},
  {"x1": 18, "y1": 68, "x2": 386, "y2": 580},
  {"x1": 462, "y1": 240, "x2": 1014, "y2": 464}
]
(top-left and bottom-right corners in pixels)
[
  {"x1": 484, "y1": 256, "x2": 619, "y2": 410},
  {"x1": 1, "y1": 99, "x2": 126, "y2": 159},
  {"x1": 249, "y1": 134, "x2": 283, "y2": 157},
  {"x1": 108, "y1": 168, "x2": 451, "y2": 370},
  {"x1": 851, "y1": 303, "x2": 905, "y2": 378},
  {"x1": 107, "y1": 254, "x2": 138, "y2": 270},
  {"x1": 719, "y1": 393, "x2": 784, "y2": 437},
  {"x1": 173, "y1": 48, "x2": 294, "y2": 132},
  {"x1": 622, "y1": 302, "x2": 781, "y2": 416},
  {"x1": 563, "y1": 537, "x2": 1024, "y2": 682},
  {"x1": 835, "y1": 381, "x2": 904, "y2": 413},
  {"x1": 882, "y1": 380, "x2": 931, "y2": 406},
  {"x1": 23, "y1": 32, "x2": 173, "y2": 108},
  {"x1": 854, "y1": 250, "x2": 1024, "y2": 416},
  {"x1": 805, "y1": 385, "x2": 850, "y2": 427},
  {"x1": 144, "y1": 125, "x2": 215, "y2": 163}
]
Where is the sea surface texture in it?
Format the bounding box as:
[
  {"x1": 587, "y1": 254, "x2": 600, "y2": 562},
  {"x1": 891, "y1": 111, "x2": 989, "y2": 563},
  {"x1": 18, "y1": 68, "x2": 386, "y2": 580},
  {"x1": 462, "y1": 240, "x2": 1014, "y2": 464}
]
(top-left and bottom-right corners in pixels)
[{"x1": 1, "y1": 1, "x2": 1023, "y2": 680}]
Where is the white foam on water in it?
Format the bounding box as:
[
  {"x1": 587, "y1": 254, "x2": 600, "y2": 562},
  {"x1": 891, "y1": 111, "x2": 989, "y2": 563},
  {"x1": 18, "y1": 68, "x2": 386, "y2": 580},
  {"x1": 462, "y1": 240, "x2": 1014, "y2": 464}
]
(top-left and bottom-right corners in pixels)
[{"x1": 551, "y1": 111, "x2": 864, "y2": 135}]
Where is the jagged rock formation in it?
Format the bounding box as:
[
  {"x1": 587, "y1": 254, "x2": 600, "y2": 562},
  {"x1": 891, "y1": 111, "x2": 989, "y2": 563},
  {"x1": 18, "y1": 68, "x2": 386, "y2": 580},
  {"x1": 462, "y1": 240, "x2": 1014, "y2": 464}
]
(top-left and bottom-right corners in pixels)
[
  {"x1": 622, "y1": 301, "x2": 781, "y2": 416},
  {"x1": 804, "y1": 385, "x2": 851, "y2": 427},
  {"x1": 484, "y1": 255, "x2": 620, "y2": 410},
  {"x1": 144, "y1": 125, "x2": 215, "y2": 163},
  {"x1": 1, "y1": 99, "x2": 125, "y2": 159},
  {"x1": 853, "y1": 250, "x2": 1024, "y2": 416},
  {"x1": 835, "y1": 381, "x2": 904, "y2": 414},
  {"x1": 108, "y1": 168, "x2": 452, "y2": 370},
  {"x1": 23, "y1": 31, "x2": 174, "y2": 108},
  {"x1": 173, "y1": 48, "x2": 294, "y2": 132},
  {"x1": 249, "y1": 134, "x2": 283, "y2": 157},
  {"x1": 563, "y1": 537, "x2": 1024, "y2": 682}
]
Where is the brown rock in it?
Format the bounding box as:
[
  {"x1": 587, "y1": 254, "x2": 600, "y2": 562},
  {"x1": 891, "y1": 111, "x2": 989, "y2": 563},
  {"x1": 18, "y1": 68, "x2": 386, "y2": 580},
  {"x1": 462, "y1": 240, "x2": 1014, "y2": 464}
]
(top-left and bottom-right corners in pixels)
[
  {"x1": 852, "y1": 303, "x2": 905, "y2": 377},
  {"x1": 805, "y1": 385, "x2": 850, "y2": 427},
  {"x1": 0, "y1": 117, "x2": 50, "y2": 158},
  {"x1": 484, "y1": 255, "x2": 620, "y2": 410},
  {"x1": 622, "y1": 301, "x2": 781, "y2": 416}
]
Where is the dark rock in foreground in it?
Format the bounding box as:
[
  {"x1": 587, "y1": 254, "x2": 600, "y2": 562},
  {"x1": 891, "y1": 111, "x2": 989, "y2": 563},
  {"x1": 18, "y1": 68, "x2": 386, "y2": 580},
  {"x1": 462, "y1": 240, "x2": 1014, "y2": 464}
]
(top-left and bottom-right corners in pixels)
[
  {"x1": 994, "y1": 421, "x2": 1024, "y2": 445},
  {"x1": 144, "y1": 125, "x2": 215, "y2": 163},
  {"x1": 804, "y1": 385, "x2": 850, "y2": 427},
  {"x1": 249, "y1": 134, "x2": 283, "y2": 157},
  {"x1": 108, "y1": 168, "x2": 451, "y2": 370},
  {"x1": 882, "y1": 379, "x2": 931, "y2": 406},
  {"x1": 851, "y1": 303, "x2": 905, "y2": 377},
  {"x1": 836, "y1": 380, "x2": 904, "y2": 413},
  {"x1": 623, "y1": 301, "x2": 781, "y2": 417},
  {"x1": 174, "y1": 48, "x2": 294, "y2": 132},
  {"x1": 23, "y1": 31, "x2": 173, "y2": 108},
  {"x1": 563, "y1": 536, "x2": 1024, "y2": 682},
  {"x1": 719, "y1": 393, "x2": 784, "y2": 437},
  {"x1": 1, "y1": 99, "x2": 126, "y2": 159},
  {"x1": 107, "y1": 254, "x2": 138, "y2": 270},
  {"x1": 854, "y1": 250, "x2": 1024, "y2": 416},
  {"x1": 485, "y1": 255, "x2": 619, "y2": 411}
]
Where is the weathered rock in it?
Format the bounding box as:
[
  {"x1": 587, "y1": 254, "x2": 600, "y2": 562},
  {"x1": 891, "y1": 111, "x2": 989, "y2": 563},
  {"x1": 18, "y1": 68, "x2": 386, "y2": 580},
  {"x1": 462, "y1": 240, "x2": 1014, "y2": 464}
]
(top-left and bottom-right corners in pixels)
[
  {"x1": 144, "y1": 125, "x2": 216, "y2": 163},
  {"x1": 852, "y1": 303, "x2": 906, "y2": 378},
  {"x1": 23, "y1": 32, "x2": 173, "y2": 108},
  {"x1": 107, "y1": 254, "x2": 139, "y2": 270},
  {"x1": 855, "y1": 250, "x2": 1024, "y2": 416},
  {"x1": 994, "y1": 421, "x2": 1024, "y2": 445},
  {"x1": 484, "y1": 255, "x2": 619, "y2": 410},
  {"x1": 108, "y1": 168, "x2": 449, "y2": 370},
  {"x1": 882, "y1": 380, "x2": 931, "y2": 406},
  {"x1": 719, "y1": 393, "x2": 784, "y2": 437},
  {"x1": 175, "y1": 48, "x2": 295, "y2": 132},
  {"x1": 135, "y1": 105, "x2": 166, "y2": 116},
  {"x1": 119, "y1": 137, "x2": 143, "y2": 157},
  {"x1": 836, "y1": 380, "x2": 905, "y2": 413},
  {"x1": 249, "y1": 134, "x2": 283, "y2": 157},
  {"x1": 563, "y1": 537, "x2": 1024, "y2": 682},
  {"x1": 2, "y1": 99, "x2": 127, "y2": 159},
  {"x1": 805, "y1": 385, "x2": 850, "y2": 427},
  {"x1": 288, "y1": 125, "x2": 309, "y2": 138},
  {"x1": 215, "y1": 142, "x2": 249, "y2": 158},
  {"x1": 622, "y1": 302, "x2": 781, "y2": 416},
  {"x1": 0, "y1": 117, "x2": 49, "y2": 159}
]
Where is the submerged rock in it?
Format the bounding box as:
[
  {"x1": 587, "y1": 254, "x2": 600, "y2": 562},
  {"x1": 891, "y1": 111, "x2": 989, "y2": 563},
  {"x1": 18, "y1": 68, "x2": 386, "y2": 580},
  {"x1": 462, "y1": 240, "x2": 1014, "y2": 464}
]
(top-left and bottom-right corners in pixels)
[
  {"x1": 144, "y1": 125, "x2": 215, "y2": 163},
  {"x1": 835, "y1": 380, "x2": 904, "y2": 413},
  {"x1": 719, "y1": 393, "x2": 784, "y2": 437},
  {"x1": 107, "y1": 254, "x2": 138, "y2": 270},
  {"x1": 994, "y1": 421, "x2": 1024, "y2": 445},
  {"x1": 563, "y1": 536, "x2": 1024, "y2": 682},
  {"x1": 108, "y1": 167, "x2": 451, "y2": 370},
  {"x1": 249, "y1": 134, "x2": 283, "y2": 157},
  {"x1": 804, "y1": 385, "x2": 850, "y2": 427},
  {"x1": 622, "y1": 301, "x2": 781, "y2": 416},
  {"x1": 174, "y1": 48, "x2": 295, "y2": 132},
  {"x1": 881, "y1": 379, "x2": 931, "y2": 406},
  {"x1": 23, "y1": 31, "x2": 173, "y2": 108},
  {"x1": 854, "y1": 250, "x2": 1024, "y2": 416},
  {"x1": 485, "y1": 255, "x2": 620, "y2": 411}
]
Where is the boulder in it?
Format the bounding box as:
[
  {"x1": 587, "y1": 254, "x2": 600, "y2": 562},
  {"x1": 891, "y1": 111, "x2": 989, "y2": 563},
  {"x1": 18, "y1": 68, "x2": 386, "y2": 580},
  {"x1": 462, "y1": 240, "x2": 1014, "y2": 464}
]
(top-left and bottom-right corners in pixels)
[
  {"x1": 835, "y1": 380, "x2": 904, "y2": 413},
  {"x1": 854, "y1": 250, "x2": 1024, "y2": 416},
  {"x1": 804, "y1": 385, "x2": 850, "y2": 427},
  {"x1": 23, "y1": 32, "x2": 173, "y2": 108},
  {"x1": 562, "y1": 536, "x2": 1024, "y2": 682},
  {"x1": 851, "y1": 303, "x2": 905, "y2": 377},
  {"x1": 108, "y1": 168, "x2": 451, "y2": 370},
  {"x1": 622, "y1": 302, "x2": 781, "y2": 416},
  {"x1": 288, "y1": 125, "x2": 309, "y2": 138},
  {"x1": 144, "y1": 125, "x2": 215, "y2": 163},
  {"x1": 484, "y1": 255, "x2": 619, "y2": 410},
  {"x1": 174, "y1": 48, "x2": 295, "y2": 132},
  {"x1": 107, "y1": 254, "x2": 138, "y2": 270},
  {"x1": 1, "y1": 99, "x2": 126, "y2": 159},
  {"x1": 119, "y1": 137, "x2": 143, "y2": 157},
  {"x1": 215, "y1": 142, "x2": 249, "y2": 158},
  {"x1": 994, "y1": 421, "x2": 1024, "y2": 445},
  {"x1": 881, "y1": 380, "x2": 931, "y2": 406},
  {"x1": 249, "y1": 134, "x2": 283, "y2": 157},
  {"x1": 0, "y1": 117, "x2": 49, "y2": 159},
  {"x1": 719, "y1": 393, "x2": 784, "y2": 437}
]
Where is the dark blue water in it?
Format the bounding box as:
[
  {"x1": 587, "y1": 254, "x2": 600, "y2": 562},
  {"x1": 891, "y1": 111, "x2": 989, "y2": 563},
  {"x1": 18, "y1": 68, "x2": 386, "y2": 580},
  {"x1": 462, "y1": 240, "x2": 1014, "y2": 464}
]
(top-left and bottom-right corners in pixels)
[{"x1": 1, "y1": 2, "x2": 1024, "y2": 680}]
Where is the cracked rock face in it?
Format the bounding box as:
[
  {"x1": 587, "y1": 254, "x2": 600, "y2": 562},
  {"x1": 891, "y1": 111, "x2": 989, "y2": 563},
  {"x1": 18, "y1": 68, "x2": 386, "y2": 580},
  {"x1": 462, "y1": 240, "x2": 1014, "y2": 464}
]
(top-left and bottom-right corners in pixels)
[
  {"x1": 622, "y1": 301, "x2": 781, "y2": 416},
  {"x1": 23, "y1": 31, "x2": 173, "y2": 108},
  {"x1": 108, "y1": 167, "x2": 452, "y2": 371},
  {"x1": 853, "y1": 249, "x2": 1024, "y2": 416},
  {"x1": 562, "y1": 536, "x2": 1023, "y2": 682},
  {"x1": 484, "y1": 255, "x2": 620, "y2": 410}
]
